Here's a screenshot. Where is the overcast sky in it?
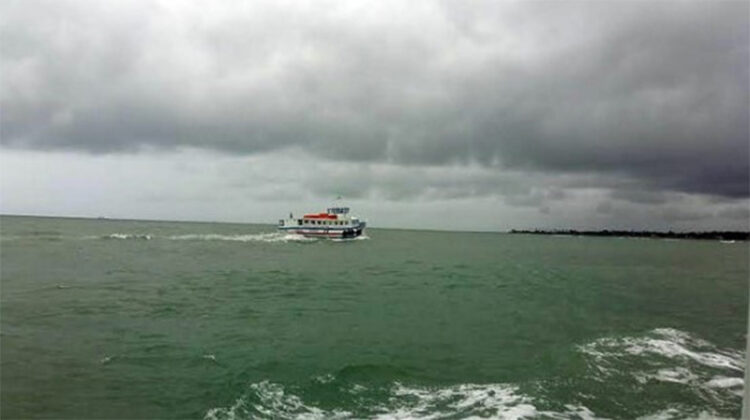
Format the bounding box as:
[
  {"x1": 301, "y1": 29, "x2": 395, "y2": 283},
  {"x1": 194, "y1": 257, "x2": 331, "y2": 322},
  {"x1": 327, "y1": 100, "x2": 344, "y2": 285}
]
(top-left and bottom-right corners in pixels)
[{"x1": 1, "y1": 0, "x2": 748, "y2": 231}]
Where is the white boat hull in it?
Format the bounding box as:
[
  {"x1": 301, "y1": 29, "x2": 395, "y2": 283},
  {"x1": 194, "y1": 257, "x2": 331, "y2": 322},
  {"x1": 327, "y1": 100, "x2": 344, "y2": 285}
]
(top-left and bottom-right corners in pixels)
[{"x1": 278, "y1": 223, "x2": 366, "y2": 239}]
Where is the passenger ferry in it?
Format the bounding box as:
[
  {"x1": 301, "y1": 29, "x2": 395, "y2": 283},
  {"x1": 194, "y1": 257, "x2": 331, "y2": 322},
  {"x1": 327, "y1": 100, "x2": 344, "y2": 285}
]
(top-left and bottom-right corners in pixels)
[{"x1": 278, "y1": 207, "x2": 366, "y2": 239}]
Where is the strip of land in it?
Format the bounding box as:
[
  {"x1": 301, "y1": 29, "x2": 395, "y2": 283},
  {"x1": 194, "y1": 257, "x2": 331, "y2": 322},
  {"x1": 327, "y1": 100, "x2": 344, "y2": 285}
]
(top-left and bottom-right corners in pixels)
[{"x1": 508, "y1": 229, "x2": 749, "y2": 241}]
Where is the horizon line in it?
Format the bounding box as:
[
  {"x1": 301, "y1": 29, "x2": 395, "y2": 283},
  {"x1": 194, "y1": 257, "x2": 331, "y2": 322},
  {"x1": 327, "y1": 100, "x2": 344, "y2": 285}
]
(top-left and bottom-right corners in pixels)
[{"x1": 1, "y1": 213, "x2": 748, "y2": 235}]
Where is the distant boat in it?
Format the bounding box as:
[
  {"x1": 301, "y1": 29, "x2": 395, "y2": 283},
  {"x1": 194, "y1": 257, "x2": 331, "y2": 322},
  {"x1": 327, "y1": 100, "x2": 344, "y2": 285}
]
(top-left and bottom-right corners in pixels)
[{"x1": 278, "y1": 207, "x2": 366, "y2": 239}]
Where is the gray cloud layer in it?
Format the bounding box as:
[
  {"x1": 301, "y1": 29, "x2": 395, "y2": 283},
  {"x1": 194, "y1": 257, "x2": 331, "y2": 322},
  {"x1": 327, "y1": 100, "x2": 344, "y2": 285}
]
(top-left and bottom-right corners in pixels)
[
  {"x1": 2, "y1": 1, "x2": 748, "y2": 200},
  {"x1": 2, "y1": 148, "x2": 747, "y2": 231}
]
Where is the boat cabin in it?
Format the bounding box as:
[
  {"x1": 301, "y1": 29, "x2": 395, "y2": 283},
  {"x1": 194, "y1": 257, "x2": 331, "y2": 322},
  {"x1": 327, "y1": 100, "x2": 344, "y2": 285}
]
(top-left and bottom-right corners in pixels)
[{"x1": 327, "y1": 207, "x2": 349, "y2": 215}]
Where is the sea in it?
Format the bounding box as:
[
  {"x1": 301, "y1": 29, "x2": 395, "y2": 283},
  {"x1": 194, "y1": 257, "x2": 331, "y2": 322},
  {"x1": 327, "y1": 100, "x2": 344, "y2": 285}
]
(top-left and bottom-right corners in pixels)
[{"x1": 1, "y1": 215, "x2": 747, "y2": 419}]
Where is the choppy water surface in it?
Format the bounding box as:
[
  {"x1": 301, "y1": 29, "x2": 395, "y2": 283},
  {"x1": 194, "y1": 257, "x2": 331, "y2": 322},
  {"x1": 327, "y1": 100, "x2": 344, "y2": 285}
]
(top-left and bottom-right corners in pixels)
[{"x1": 1, "y1": 215, "x2": 747, "y2": 419}]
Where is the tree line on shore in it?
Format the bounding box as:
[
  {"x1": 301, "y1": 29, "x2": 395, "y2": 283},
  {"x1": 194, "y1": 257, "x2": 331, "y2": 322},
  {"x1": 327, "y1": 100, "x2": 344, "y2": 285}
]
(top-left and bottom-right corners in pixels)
[{"x1": 508, "y1": 229, "x2": 749, "y2": 241}]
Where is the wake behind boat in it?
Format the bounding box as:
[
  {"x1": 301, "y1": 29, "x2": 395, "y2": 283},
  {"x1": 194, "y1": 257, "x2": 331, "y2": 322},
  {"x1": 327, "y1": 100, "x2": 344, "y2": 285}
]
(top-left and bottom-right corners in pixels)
[{"x1": 278, "y1": 207, "x2": 366, "y2": 239}]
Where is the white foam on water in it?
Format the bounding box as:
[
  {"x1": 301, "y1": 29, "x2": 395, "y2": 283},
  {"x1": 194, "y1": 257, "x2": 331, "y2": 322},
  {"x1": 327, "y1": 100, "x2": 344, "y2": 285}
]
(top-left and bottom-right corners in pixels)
[
  {"x1": 206, "y1": 381, "x2": 598, "y2": 420},
  {"x1": 637, "y1": 367, "x2": 698, "y2": 385},
  {"x1": 331, "y1": 235, "x2": 370, "y2": 243},
  {"x1": 557, "y1": 404, "x2": 598, "y2": 420},
  {"x1": 205, "y1": 380, "x2": 351, "y2": 420},
  {"x1": 97, "y1": 231, "x2": 368, "y2": 243},
  {"x1": 705, "y1": 376, "x2": 745, "y2": 397},
  {"x1": 636, "y1": 408, "x2": 731, "y2": 420},
  {"x1": 206, "y1": 378, "x2": 742, "y2": 419},
  {"x1": 377, "y1": 382, "x2": 539, "y2": 419},
  {"x1": 637, "y1": 408, "x2": 682, "y2": 420},
  {"x1": 579, "y1": 328, "x2": 743, "y2": 372},
  {"x1": 311, "y1": 373, "x2": 335, "y2": 384},
  {"x1": 578, "y1": 327, "x2": 744, "y2": 413},
  {"x1": 705, "y1": 376, "x2": 744, "y2": 389},
  {"x1": 206, "y1": 329, "x2": 745, "y2": 420},
  {"x1": 168, "y1": 233, "x2": 317, "y2": 243},
  {"x1": 103, "y1": 233, "x2": 153, "y2": 240},
  {"x1": 348, "y1": 383, "x2": 368, "y2": 395}
]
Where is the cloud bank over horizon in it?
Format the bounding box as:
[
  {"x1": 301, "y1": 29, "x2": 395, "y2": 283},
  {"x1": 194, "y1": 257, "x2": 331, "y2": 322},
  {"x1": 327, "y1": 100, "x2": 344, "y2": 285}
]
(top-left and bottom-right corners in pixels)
[{"x1": 1, "y1": 0, "x2": 748, "y2": 230}]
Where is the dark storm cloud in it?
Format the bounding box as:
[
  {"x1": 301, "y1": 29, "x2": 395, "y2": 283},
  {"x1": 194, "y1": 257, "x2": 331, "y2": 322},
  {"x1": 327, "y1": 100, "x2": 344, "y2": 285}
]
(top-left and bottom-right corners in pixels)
[
  {"x1": 2, "y1": 1, "x2": 748, "y2": 199},
  {"x1": 299, "y1": 164, "x2": 534, "y2": 201}
]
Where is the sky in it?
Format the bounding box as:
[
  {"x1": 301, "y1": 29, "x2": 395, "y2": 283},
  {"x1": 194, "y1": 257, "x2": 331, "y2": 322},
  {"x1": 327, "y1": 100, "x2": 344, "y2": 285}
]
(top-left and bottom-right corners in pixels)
[{"x1": 1, "y1": 0, "x2": 748, "y2": 231}]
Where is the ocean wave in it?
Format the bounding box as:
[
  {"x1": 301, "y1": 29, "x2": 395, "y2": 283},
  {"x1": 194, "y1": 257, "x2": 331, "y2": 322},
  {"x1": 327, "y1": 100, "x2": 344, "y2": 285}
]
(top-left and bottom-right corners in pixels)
[
  {"x1": 205, "y1": 380, "x2": 351, "y2": 420},
  {"x1": 204, "y1": 375, "x2": 739, "y2": 419},
  {"x1": 578, "y1": 327, "x2": 744, "y2": 410},
  {"x1": 95, "y1": 232, "x2": 317, "y2": 243},
  {"x1": 99, "y1": 232, "x2": 369, "y2": 243},
  {"x1": 0, "y1": 233, "x2": 63, "y2": 241},
  {"x1": 167, "y1": 233, "x2": 318, "y2": 243},
  {"x1": 331, "y1": 235, "x2": 371, "y2": 242},
  {"x1": 102, "y1": 233, "x2": 153, "y2": 240},
  {"x1": 205, "y1": 328, "x2": 743, "y2": 419},
  {"x1": 379, "y1": 382, "x2": 540, "y2": 419},
  {"x1": 204, "y1": 380, "x2": 597, "y2": 420},
  {"x1": 6, "y1": 231, "x2": 369, "y2": 243},
  {"x1": 578, "y1": 328, "x2": 744, "y2": 372},
  {"x1": 636, "y1": 407, "x2": 733, "y2": 420}
]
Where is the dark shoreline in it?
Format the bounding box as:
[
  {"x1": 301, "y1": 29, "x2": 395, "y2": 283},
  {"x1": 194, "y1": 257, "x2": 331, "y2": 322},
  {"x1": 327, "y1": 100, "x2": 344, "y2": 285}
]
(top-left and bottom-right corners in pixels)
[{"x1": 509, "y1": 229, "x2": 749, "y2": 241}]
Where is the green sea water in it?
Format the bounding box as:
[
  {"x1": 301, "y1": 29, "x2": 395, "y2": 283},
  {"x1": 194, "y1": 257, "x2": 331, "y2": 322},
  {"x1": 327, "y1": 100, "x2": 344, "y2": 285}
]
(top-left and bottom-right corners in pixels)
[{"x1": 1, "y1": 215, "x2": 747, "y2": 419}]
